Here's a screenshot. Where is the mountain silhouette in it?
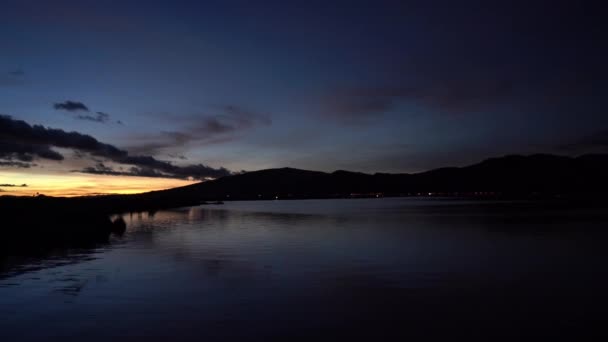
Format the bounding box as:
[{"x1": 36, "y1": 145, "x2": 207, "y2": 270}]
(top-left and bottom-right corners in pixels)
[{"x1": 156, "y1": 154, "x2": 608, "y2": 200}]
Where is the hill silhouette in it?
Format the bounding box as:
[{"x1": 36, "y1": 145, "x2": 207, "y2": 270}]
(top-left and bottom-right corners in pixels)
[{"x1": 155, "y1": 154, "x2": 608, "y2": 200}]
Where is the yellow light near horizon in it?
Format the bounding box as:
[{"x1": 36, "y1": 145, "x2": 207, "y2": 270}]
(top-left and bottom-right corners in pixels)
[{"x1": 0, "y1": 171, "x2": 196, "y2": 197}]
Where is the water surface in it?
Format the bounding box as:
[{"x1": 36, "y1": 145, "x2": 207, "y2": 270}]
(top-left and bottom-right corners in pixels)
[{"x1": 1, "y1": 198, "x2": 607, "y2": 340}]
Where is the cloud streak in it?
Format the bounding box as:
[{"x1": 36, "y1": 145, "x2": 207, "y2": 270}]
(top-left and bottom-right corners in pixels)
[
  {"x1": 53, "y1": 100, "x2": 90, "y2": 112},
  {"x1": 76, "y1": 111, "x2": 110, "y2": 123},
  {"x1": 127, "y1": 105, "x2": 271, "y2": 155},
  {"x1": 53, "y1": 101, "x2": 122, "y2": 124},
  {"x1": 320, "y1": 69, "x2": 521, "y2": 122},
  {"x1": 318, "y1": 2, "x2": 604, "y2": 124},
  {"x1": 0, "y1": 160, "x2": 34, "y2": 168},
  {"x1": 0, "y1": 115, "x2": 231, "y2": 179},
  {"x1": 80, "y1": 162, "x2": 229, "y2": 179},
  {"x1": 0, "y1": 140, "x2": 64, "y2": 161}
]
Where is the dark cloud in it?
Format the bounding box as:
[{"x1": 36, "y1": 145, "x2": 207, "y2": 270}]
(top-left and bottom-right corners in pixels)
[
  {"x1": 54, "y1": 101, "x2": 122, "y2": 124},
  {"x1": 322, "y1": 78, "x2": 517, "y2": 122},
  {"x1": 0, "y1": 161, "x2": 33, "y2": 168},
  {"x1": 319, "y1": 1, "x2": 606, "y2": 122},
  {"x1": 321, "y1": 75, "x2": 600, "y2": 125},
  {"x1": 79, "y1": 162, "x2": 129, "y2": 176},
  {"x1": 0, "y1": 114, "x2": 125, "y2": 160},
  {"x1": 127, "y1": 131, "x2": 193, "y2": 156},
  {"x1": 80, "y1": 165, "x2": 166, "y2": 178},
  {"x1": 320, "y1": 53, "x2": 602, "y2": 121},
  {"x1": 191, "y1": 105, "x2": 271, "y2": 135},
  {"x1": 128, "y1": 105, "x2": 271, "y2": 155},
  {"x1": 53, "y1": 100, "x2": 90, "y2": 112},
  {"x1": 0, "y1": 115, "x2": 231, "y2": 179},
  {"x1": 75, "y1": 111, "x2": 111, "y2": 123},
  {"x1": 0, "y1": 140, "x2": 64, "y2": 161},
  {"x1": 168, "y1": 153, "x2": 187, "y2": 160},
  {"x1": 118, "y1": 155, "x2": 230, "y2": 179},
  {"x1": 321, "y1": 87, "x2": 406, "y2": 123},
  {"x1": 80, "y1": 162, "x2": 229, "y2": 179}
]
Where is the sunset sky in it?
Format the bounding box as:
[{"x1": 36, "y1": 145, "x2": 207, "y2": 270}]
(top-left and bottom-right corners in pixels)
[{"x1": 1, "y1": 1, "x2": 606, "y2": 196}]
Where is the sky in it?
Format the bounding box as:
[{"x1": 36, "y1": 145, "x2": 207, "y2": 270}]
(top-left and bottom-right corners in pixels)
[{"x1": 1, "y1": 0, "x2": 607, "y2": 196}]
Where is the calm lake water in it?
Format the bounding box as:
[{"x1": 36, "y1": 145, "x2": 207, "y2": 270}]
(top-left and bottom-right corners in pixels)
[{"x1": 1, "y1": 198, "x2": 607, "y2": 341}]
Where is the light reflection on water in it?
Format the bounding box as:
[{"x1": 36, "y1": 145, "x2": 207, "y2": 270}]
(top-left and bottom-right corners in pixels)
[{"x1": 1, "y1": 198, "x2": 608, "y2": 341}]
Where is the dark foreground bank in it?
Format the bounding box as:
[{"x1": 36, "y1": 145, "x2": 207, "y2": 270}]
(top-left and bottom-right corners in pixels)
[{"x1": 0, "y1": 191, "x2": 201, "y2": 255}]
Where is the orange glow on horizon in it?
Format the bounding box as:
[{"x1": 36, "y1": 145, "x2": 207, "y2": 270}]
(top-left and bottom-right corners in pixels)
[{"x1": 0, "y1": 171, "x2": 197, "y2": 197}]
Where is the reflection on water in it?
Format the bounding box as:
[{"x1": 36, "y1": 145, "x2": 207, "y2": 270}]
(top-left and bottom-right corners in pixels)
[{"x1": 1, "y1": 198, "x2": 608, "y2": 341}]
